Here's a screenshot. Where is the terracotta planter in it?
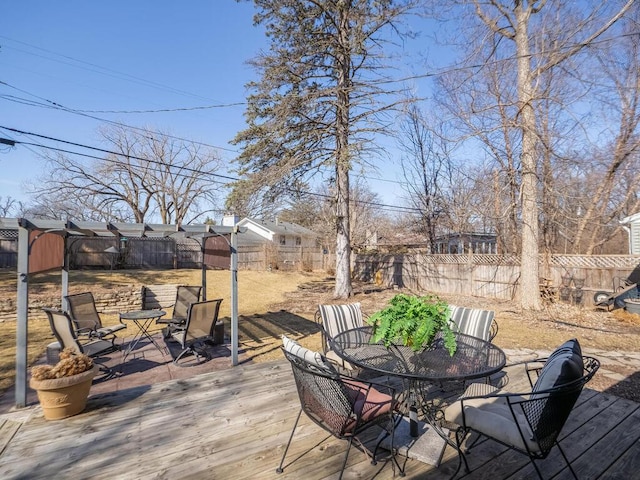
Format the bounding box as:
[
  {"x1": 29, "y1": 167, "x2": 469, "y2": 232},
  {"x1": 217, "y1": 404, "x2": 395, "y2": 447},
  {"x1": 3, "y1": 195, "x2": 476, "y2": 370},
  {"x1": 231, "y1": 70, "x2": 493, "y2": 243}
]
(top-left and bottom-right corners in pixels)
[{"x1": 29, "y1": 366, "x2": 98, "y2": 420}]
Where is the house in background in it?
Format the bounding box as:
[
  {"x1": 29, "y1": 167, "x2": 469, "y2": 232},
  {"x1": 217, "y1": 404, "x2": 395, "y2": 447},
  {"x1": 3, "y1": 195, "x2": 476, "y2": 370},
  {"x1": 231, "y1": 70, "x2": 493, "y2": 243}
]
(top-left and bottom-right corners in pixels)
[
  {"x1": 434, "y1": 232, "x2": 498, "y2": 254},
  {"x1": 363, "y1": 229, "x2": 497, "y2": 254},
  {"x1": 620, "y1": 213, "x2": 640, "y2": 254},
  {"x1": 222, "y1": 214, "x2": 318, "y2": 247}
]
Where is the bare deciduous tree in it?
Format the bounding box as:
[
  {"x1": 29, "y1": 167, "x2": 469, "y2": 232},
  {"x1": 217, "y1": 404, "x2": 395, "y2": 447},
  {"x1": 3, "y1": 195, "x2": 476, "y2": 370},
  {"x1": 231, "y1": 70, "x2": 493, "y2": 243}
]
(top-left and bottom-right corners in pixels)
[
  {"x1": 32, "y1": 125, "x2": 223, "y2": 225},
  {"x1": 397, "y1": 104, "x2": 452, "y2": 252},
  {"x1": 435, "y1": 0, "x2": 633, "y2": 309}
]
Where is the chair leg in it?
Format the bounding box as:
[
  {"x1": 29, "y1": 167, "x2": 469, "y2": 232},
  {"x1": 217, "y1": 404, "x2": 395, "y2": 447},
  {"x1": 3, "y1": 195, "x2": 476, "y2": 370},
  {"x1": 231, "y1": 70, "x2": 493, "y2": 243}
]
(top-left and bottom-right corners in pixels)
[
  {"x1": 556, "y1": 442, "x2": 579, "y2": 480},
  {"x1": 372, "y1": 415, "x2": 405, "y2": 476},
  {"x1": 530, "y1": 458, "x2": 545, "y2": 480},
  {"x1": 465, "y1": 431, "x2": 487, "y2": 452},
  {"x1": 338, "y1": 437, "x2": 354, "y2": 480},
  {"x1": 276, "y1": 408, "x2": 302, "y2": 474},
  {"x1": 173, "y1": 347, "x2": 192, "y2": 365},
  {"x1": 450, "y1": 427, "x2": 470, "y2": 479}
]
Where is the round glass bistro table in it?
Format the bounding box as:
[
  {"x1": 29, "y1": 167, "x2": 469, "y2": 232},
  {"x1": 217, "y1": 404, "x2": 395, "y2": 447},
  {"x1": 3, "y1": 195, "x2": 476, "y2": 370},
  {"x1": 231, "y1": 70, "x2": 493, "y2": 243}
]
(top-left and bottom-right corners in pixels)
[{"x1": 330, "y1": 326, "x2": 507, "y2": 466}]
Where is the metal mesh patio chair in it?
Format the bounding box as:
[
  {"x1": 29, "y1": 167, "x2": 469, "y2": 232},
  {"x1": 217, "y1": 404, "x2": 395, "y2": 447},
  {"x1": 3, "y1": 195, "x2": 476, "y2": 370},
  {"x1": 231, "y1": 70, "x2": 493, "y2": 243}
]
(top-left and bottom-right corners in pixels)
[
  {"x1": 64, "y1": 292, "x2": 125, "y2": 345},
  {"x1": 44, "y1": 308, "x2": 115, "y2": 374},
  {"x1": 315, "y1": 303, "x2": 365, "y2": 374},
  {"x1": 277, "y1": 336, "x2": 404, "y2": 479},
  {"x1": 170, "y1": 298, "x2": 222, "y2": 365},
  {"x1": 444, "y1": 339, "x2": 600, "y2": 479},
  {"x1": 155, "y1": 285, "x2": 203, "y2": 338},
  {"x1": 159, "y1": 285, "x2": 202, "y2": 324}
]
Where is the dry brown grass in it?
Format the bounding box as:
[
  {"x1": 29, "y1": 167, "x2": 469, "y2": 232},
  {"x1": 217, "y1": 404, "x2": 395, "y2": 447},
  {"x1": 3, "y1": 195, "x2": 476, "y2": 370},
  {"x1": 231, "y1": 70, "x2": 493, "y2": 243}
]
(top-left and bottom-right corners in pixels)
[
  {"x1": 2, "y1": 269, "x2": 640, "y2": 397},
  {"x1": 0, "y1": 269, "x2": 326, "y2": 393}
]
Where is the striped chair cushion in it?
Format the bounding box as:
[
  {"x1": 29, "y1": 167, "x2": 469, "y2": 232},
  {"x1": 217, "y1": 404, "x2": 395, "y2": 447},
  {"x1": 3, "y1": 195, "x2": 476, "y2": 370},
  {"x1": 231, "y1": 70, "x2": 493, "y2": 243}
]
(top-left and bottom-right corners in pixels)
[
  {"x1": 448, "y1": 305, "x2": 495, "y2": 342},
  {"x1": 318, "y1": 303, "x2": 364, "y2": 343},
  {"x1": 281, "y1": 334, "x2": 335, "y2": 374}
]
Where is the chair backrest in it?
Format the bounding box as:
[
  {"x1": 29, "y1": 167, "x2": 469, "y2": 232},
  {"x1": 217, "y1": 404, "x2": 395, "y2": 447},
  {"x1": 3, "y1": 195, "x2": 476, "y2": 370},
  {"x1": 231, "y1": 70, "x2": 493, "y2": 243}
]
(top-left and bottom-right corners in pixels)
[
  {"x1": 173, "y1": 286, "x2": 203, "y2": 322},
  {"x1": 523, "y1": 341, "x2": 599, "y2": 454},
  {"x1": 141, "y1": 284, "x2": 179, "y2": 310},
  {"x1": 448, "y1": 305, "x2": 496, "y2": 342},
  {"x1": 44, "y1": 308, "x2": 84, "y2": 355},
  {"x1": 183, "y1": 299, "x2": 222, "y2": 343},
  {"x1": 317, "y1": 303, "x2": 364, "y2": 351},
  {"x1": 282, "y1": 347, "x2": 360, "y2": 438},
  {"x1": 65, "y1": 292, "x2": 102, "y2": 331}
]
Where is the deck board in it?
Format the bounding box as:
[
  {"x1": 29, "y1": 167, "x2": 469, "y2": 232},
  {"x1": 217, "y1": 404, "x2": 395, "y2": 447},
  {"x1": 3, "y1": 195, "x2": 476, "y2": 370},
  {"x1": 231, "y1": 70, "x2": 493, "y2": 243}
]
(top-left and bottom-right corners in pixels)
[{"x1": 0, "y1": 358, "x2": 638, "y2": 479}]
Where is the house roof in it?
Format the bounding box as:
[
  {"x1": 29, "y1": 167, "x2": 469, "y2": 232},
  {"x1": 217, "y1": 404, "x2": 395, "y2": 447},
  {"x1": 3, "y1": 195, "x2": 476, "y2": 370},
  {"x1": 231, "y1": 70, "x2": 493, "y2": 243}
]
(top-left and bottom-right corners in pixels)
[
  {"x1": 237, "y1": 218, "x2": 317, "y2": 238},
  {"x1": 620, "y1": 213, "x2": 640, "y2": 225}
]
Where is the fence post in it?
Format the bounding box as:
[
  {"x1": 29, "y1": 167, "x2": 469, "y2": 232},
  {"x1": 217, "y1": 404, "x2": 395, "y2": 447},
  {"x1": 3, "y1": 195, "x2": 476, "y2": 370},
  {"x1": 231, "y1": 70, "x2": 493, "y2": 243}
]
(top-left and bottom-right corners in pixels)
[{"x1": 468, "y1": 249, "x2": 474, "y2": 295}]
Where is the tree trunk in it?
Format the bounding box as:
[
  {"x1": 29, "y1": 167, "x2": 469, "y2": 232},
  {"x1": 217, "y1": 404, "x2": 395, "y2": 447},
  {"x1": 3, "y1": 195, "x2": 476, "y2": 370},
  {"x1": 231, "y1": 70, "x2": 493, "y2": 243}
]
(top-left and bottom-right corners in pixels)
[
  {"x1": 333, "y1": 4, "x2": 353, "y2": 299},
  {"x1": 334, "y1": 161, "x2": 352, "y2": 298},
  {"x1": 515, "y1": 5, "x2": 542, "y2": 310}
]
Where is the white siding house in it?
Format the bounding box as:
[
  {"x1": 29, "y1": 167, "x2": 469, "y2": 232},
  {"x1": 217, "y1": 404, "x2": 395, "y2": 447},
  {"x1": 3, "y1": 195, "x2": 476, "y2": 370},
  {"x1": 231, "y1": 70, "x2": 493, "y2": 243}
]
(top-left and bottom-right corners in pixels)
[
  {"x1": 222, "y1": 215, "x2": 318, "y2": 247},
  {"x1": 620, "y1": 213, "x2": 640, "y2": 254}
]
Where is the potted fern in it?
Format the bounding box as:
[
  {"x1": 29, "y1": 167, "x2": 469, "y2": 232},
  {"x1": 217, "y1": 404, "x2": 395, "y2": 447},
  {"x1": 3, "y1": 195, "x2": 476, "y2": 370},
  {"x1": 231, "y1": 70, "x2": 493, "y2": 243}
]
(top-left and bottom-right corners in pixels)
[{"x1": 366, "y1": 293, "x2": 457, "y2": 356}]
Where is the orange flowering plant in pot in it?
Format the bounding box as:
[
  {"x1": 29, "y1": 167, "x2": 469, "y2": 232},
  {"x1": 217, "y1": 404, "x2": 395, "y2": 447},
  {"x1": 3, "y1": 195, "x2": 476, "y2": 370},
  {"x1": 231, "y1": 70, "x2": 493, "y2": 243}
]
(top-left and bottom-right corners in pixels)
[{"x1": 29, "y1": 347, "x2": 98, "y2": 420}]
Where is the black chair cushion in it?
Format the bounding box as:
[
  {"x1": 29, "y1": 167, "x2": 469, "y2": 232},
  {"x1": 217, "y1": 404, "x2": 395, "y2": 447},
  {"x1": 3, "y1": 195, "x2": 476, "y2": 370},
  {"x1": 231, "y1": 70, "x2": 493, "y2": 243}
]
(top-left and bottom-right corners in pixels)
[{"x1": 533, "y1": 339, "x2": 583, "y2": 393}]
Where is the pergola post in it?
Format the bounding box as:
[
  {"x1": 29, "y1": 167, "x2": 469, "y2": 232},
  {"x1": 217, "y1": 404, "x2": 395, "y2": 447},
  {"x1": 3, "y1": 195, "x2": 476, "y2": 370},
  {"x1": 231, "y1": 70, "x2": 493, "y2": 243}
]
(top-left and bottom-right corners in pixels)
[
  {"x1": 62, "y1": 235, "x2": 70, "y2": 310},
  {"x1": 230, "y1": 225, "x2": 239, "y2": 366},
  {"x1": 15, "y1": 222, "x2": 30, "y2": 408}
]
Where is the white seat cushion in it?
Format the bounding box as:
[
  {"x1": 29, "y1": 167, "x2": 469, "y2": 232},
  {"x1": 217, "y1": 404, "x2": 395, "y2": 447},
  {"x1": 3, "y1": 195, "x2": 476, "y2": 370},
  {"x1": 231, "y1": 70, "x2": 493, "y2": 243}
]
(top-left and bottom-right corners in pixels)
[{"x1": 445, "y1": 382, "x2": 539, "y2": 453}]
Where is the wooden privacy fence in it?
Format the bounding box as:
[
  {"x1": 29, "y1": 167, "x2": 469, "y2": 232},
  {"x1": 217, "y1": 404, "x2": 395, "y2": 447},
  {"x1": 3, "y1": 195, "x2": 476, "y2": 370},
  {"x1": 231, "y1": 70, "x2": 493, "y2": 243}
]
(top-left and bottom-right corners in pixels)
[
  {"x1": 354, "y1": 252, "x2": 640, "y2": 304},
  {"x1": 0, "y1": 235, "x2": 333, "y2": 272}
]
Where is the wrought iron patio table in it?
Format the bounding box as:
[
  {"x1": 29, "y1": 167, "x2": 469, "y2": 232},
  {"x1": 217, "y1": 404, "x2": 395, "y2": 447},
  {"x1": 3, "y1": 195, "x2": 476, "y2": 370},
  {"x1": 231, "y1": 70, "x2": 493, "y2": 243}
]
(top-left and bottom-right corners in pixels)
[
  {"x1": 330, "y1": 326, "x2": 506, "y2": 465},
  {"x1": 119, "y1": 309, "x2": 167, "y2": 362}
]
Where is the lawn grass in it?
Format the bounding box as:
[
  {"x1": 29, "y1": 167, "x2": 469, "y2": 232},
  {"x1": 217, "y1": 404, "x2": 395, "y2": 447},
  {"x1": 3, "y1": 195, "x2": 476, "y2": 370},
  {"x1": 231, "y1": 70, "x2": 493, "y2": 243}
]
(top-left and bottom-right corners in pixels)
[
  {"x1": 0, "y1": 269, "x2": 326, "y2": 394},
  {"x1": 3, "y1": 268, "x2": 640, "y2": 400}
]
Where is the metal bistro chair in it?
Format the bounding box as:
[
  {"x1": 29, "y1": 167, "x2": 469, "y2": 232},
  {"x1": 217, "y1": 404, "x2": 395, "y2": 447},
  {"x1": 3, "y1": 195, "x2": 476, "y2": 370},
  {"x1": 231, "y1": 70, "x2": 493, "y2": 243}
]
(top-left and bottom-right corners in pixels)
[
  {"x1": 315, "y1": 303, "x2": 365, "y2": 375},
  {"x1": 277, "y1": 337, "x2": 405, "y2": 479},
  {"x1": 444, "y1": 339, "x2": 600, "y2": 479}
]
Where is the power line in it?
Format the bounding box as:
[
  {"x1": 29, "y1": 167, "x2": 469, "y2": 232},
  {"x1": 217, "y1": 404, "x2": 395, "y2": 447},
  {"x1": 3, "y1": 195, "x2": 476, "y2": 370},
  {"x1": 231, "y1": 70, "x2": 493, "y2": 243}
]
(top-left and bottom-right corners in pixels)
[
  {"x1": 0, "y1": 125, "x2": 239, "y2": 182},
  {"x1": 0, "y1": 125, "x2": 423, "y2": 214},
  {"x1": 0, "y1": 35, "x2": 222, "y2": 102},
  {"x1": 0, "y1": 81, "x2": 241, "y2": 153}
]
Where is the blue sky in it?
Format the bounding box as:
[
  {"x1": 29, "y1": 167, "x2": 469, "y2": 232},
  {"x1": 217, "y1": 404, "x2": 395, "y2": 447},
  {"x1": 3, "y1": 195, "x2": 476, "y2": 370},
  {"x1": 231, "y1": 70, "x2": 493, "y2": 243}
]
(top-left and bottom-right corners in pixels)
[{"x1": 0, "y1": 1, "x2": 435, "y2": 217}]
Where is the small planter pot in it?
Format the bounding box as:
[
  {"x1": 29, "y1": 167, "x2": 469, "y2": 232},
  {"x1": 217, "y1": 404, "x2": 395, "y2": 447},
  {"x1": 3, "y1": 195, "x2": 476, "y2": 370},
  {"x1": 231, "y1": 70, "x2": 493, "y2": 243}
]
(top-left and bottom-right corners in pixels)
[
  {"x1": 29, "y1": 366, "x2": 98, "y2": 420},
  {"x1": 624, "y1": 298, "x2": 640, "y2": 315}
]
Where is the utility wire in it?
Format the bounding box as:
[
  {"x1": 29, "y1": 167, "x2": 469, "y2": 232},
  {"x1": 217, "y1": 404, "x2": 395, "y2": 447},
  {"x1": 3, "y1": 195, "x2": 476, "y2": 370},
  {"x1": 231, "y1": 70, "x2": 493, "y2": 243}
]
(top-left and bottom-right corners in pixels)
[
  {"x1": 0, "y1": 35, "x2": 221, "y2": 102},
  {"x1": 0, "y1": 125, "x2": 423, "y2": 214},
  {"x1": 0, "y1": 125, "x2": 239, "y2": 182},
  {"x1": 0, "y1": 81, "x2": 241, "y2": 153}
]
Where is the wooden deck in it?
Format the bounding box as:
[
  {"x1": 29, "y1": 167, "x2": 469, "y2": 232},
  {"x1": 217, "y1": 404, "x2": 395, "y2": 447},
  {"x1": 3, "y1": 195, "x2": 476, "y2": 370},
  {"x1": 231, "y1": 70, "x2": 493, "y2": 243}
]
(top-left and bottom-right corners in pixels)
[{"x1": 0, "y1": 359, "x2": 638, "y2": 480}]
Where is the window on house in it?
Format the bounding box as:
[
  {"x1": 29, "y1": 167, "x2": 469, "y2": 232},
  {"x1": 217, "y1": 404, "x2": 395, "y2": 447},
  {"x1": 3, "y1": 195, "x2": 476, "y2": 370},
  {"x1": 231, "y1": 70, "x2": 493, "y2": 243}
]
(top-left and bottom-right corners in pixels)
[
  {"x1": 279, "y1": 235, "x2": 286, "y2": 245},
  {"x1": 295, "y1": 236, "x2": 301, "y2": 246}
]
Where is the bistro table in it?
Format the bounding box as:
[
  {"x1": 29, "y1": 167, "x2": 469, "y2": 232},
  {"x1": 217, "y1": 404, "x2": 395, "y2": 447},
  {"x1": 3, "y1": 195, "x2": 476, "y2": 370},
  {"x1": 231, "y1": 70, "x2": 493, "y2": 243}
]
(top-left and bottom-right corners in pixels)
[
  {"x1": 330, "y1": 326, "x2": 506, "y2": 466},
  {"x1": 119, "y1": 309, "x2": 167, "y2": 362}
]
